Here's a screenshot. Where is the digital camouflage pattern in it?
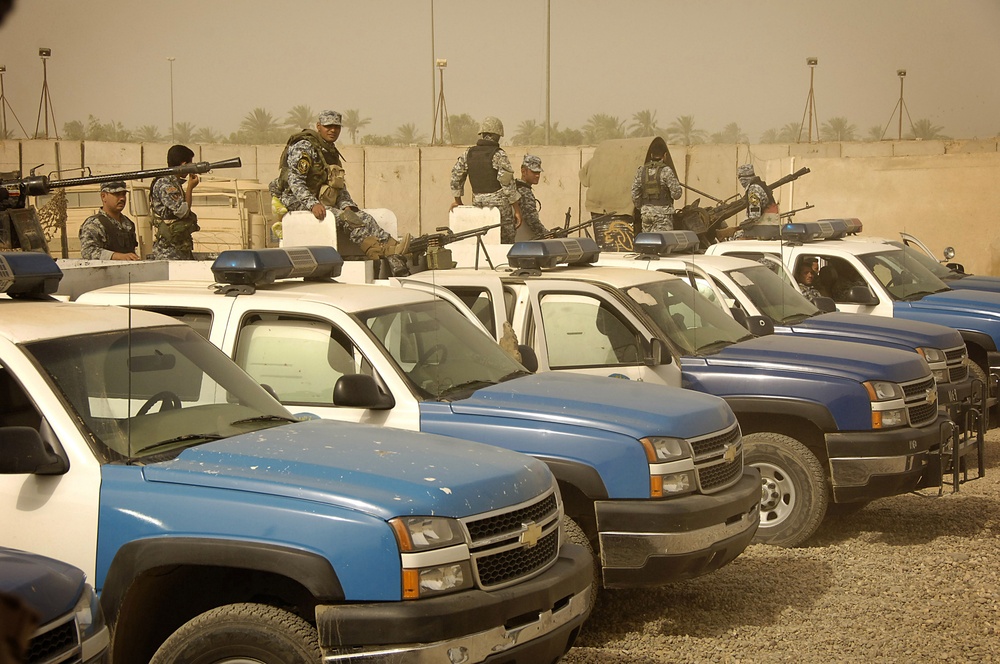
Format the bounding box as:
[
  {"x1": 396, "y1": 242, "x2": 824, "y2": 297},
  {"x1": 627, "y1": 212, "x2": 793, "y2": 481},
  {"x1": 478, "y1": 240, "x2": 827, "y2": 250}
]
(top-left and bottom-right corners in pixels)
[
  {"x1": 79, "y1": 210, "x2": 138, "y2": 260},
  {"x1": 451, "y1": 146, "x2": 520, "y2": 243},
  {"x1": 150, "y1": 174, "x2": 199, "y2": 260},
  {"x1": 515, "y1": 180, "x2": 548, "y2": 238},
  {"x1": 631, "y1": 161, "x2": 682, "y2": 232}
]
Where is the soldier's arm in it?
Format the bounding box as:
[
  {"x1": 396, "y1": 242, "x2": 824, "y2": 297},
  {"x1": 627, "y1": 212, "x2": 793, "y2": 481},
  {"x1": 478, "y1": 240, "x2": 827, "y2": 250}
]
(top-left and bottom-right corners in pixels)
[
  {"x1": 631, "y1": 167, "x2": 643, "y2": 208},
  {"x1": 158, "y1": 179, "x2": 192, "y2": 219},
  {"x1": 449, "y1": 154, "x2": 469, "y2": 199},
  {"x1": 78, "y1": 218, "x2": 113, "y2": 261},
  {"x1": 286, "y1": 142, "x2": 321, "y2": 209},
  {"x1": 494, "y1": 151, "x2": 518, "y2": 204},
  {"x1": 664, "y1": 167, "x2": 683, "y2": 200}
]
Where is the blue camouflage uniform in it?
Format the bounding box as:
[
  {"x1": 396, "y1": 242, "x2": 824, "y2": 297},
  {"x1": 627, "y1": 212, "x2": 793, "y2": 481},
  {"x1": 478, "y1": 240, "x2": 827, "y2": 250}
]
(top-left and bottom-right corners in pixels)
[
  {"x1": 631, "y1": 158, "x2": 683, "y2": 232},
  {"x1": 515, "y1": 154, "x2": 548, "y2": 239},
  {"x1": 450, "y1": 137, "x2": 520, "y2": 243},
  {"x1": 150, "y1": 174, "x2": 199, "y2": 260}
]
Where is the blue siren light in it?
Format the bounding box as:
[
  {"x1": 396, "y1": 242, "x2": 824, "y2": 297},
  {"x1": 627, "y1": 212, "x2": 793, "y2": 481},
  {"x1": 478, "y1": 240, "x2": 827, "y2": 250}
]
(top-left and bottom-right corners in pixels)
[
  {"x1": 212, "y1": 247, "x2": 344, "y2": 286},
  {"x1": 633, "y1": 231, "x2": 701, "y2": 256},
  {"x1": 0, "y1": 252, "x2": 63, "y2": 296},
  {"x1": 507, "y1": 237, "x2": 601, "y2": 270}
]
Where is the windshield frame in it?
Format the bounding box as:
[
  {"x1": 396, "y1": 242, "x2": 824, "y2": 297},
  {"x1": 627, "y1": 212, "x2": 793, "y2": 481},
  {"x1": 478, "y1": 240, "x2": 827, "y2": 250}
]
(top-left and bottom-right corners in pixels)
[
  {"x1": 725, "y1": 263, "x2": 820, "y2": 325},
  {"x1": 856, "y1": 247, "x2": 951, "y2": 300}
]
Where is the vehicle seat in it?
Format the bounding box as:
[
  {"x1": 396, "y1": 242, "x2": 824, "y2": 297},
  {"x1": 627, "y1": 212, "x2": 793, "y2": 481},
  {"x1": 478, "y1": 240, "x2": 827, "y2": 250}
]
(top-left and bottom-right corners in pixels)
[{"x1": 815, "y1": 265, "x2": 839, "y2": 299}]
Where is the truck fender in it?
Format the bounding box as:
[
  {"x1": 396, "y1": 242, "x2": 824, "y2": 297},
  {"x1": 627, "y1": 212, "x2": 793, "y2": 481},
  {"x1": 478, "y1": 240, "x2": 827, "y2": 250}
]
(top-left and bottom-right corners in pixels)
[
  {"x1": 101, "y1": 538, "x2": 344, "y2": 624},
  {"x1": 536, "y1": 456, "x2": 609, "y2": 500},
  {"x1": 723, "y1": 397, "x2": 837, "y2": 432}
]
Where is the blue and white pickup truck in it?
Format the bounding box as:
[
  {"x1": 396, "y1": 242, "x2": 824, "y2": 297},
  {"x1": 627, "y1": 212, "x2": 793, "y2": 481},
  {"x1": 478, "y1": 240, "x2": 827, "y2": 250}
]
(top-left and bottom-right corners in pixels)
[
  {"x1": 75, "y1": 247, "x2": 761, "y2": 591},
  {"x1": 397, "y1": 237, "x2": 952, "y2": 548},
  {"x1": 0, "y1": 252, "x2": 593, "y2": 663}
]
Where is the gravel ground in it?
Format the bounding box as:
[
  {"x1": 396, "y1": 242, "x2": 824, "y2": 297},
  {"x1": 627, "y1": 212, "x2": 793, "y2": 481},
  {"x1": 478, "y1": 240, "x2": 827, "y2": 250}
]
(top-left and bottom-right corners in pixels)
[{"x1": 566, "y1": 429, "x2": 1000, "y2": 663}]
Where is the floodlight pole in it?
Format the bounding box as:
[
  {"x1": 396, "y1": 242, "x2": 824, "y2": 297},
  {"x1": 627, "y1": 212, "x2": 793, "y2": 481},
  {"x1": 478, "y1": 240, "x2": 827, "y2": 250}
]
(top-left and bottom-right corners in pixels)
[
  {"x1": 431, "y1": 61, "x2": 451, "y2": 145},
  {"x1": 879, "y1": 69, "x2": 912, "y2": 141},
  {"x1": 797, "y1": 58, "x2": 819, "y2": 143},
  {"x1": 34, "y1": 51, "x2": 59, "y2": 140}
]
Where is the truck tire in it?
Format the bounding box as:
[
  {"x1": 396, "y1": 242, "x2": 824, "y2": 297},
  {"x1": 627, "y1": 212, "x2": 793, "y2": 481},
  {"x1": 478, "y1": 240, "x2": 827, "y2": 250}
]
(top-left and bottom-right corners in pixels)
[
  {"x1": 563, "y1": 515, "x2": 600, "y2": 609},
  {"x1": 149, "y1": 603, "x2": 321, "y2": 664},
  {"x1": 744, "y1": 432, "x2": 828, "y2": 548}
]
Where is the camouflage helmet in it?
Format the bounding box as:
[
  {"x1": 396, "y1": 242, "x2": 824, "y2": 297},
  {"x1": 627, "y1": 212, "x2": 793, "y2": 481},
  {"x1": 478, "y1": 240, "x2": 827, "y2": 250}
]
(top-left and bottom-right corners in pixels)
[{"x1": 479, "y1": 116, "x2": 504, "y2": 137}]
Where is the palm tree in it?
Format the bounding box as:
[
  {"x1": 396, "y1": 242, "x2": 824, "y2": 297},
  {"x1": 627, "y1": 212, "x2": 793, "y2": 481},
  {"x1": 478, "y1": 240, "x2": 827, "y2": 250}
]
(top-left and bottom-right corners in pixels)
[
  {"x1": 135, "y1": 125, "x2": 163, "y2": 143},
  {"x1": 710, "y1": 122, "x2": 748, "y2": 144},
  {"x1": 341, "y1": 109, "x2": 371, "y2": 143},
  {"x1": 665, "y1": 115, "x2": 706, "y2": 145},
  {"x1": 866, "y1": 125, "x2": 884, "y2": 141},
  {"x1": 778, "y1": 122, "x2": 802, "y2": 142},
  {"x1": 284, "y1": 105, "x2": 314, "y2": 131},
  {"x1": 393, "y1": 123, "x2": 426, "y2": 146},
  {"x1": 239, "y1": 108, "x2": 280, "y2": 144},
  {"x1": 448, "y1": 114, "x2": 479, "y2": 144},
  {"x1": 173, "y1": 121, "x2": 197, "y2": 144},
  {"x1": 582, "y1": 114, "x2": 625, "y2": 144},
  {"x1": 907, "y1": 119, "x2": 947, "y2": 140},
  {"x1": 193, "y1": 126, "x2": 224, "y2": 144},
  {"x1": 820, "y1": 117, "x2": 857, "y2": 142},
  {"x1": 63, "y1": 120, "x2": 86, "y2": 141},
  {"x1": 512, "y1": 119, "x2": 541, "y2": 146},
  {"x1": 628, "y1": 110, "x2": 659, "y2": 138},
  {"x1": 551, "y1": 123, "x2": 584, "y2": 146}
]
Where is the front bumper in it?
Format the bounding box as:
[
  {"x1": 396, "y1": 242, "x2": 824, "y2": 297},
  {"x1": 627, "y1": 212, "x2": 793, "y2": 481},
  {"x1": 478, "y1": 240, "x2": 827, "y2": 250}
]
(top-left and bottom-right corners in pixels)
[
  {"x1": 595, "y1": 468, "x2": 761, "y2": 588},
  {"x1": 316, "y1": 543, "x2": 592, "y2": 663},
  {"x1": 825, "y1": 412, "x2": 950, "y2": 503}
]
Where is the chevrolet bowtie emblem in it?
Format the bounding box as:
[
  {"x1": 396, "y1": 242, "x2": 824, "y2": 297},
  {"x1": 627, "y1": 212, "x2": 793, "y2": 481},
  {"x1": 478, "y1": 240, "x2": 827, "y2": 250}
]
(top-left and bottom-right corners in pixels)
[
  {"x1": 723, "y1": 443, "x2": 739, "y2": 464},
  {"x1": 926, "y1": 388, "x2": 937, "y2": 404},
  {"x1": 520, "y1": 522, "x2": 543, "y2": 548}
]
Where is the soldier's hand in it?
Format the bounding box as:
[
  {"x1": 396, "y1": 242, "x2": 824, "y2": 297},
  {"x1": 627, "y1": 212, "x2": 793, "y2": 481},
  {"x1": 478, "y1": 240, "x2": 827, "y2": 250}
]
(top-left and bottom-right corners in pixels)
[
  {"x1": 113, "y1": 252, "x2": 141, "y2": 261},
  {"x1": 449, "y1": 200, "x2": 461, "y2": 212},
  {"x1": 311, "y1": 203, "x2": 327, "y2": 220},
  {"x1": 186, "y1": 174, "x2": 200, "y2": 189}
]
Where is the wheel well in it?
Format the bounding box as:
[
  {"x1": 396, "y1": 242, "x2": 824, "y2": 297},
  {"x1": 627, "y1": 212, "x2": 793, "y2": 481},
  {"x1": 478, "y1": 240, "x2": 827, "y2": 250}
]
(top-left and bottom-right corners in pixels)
[
  {"x1": 965, "y1": 342, "x2": 988, "y2": 374},
  {"x1": 111, "y1": 565, "x2": 317, "y2": 664},
  {"x1": 737, "y1": 413, "x2": 828, "y2": 465},
  {"x1": 557, "y1": 480, "x2": 598, "y2": 546}
]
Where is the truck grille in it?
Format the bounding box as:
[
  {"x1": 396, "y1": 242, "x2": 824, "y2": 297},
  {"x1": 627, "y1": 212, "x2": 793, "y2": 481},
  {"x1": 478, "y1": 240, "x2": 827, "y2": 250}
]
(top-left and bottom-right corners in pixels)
[
  {"x1": 689, "y1": 423, "x2": 744, "y2": 494},
  {"x1": 902, "y1": 376, "x2": 939, "y2": 427},
  {"x1": 463, "y1": 487, "x2": 561, "y2": 591},
  {"x1": 27, "y1": 614, "x2": 80, "y2": 664},
  {"x1": 944, "y1": 346, "x2": 968, "y2": 384}
]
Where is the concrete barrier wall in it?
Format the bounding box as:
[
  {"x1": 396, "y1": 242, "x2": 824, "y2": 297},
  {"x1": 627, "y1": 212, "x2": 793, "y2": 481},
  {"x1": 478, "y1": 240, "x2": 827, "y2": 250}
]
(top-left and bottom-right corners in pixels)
[{"x1": 4, "y1": 138, "x2": 998, "y2": 274}]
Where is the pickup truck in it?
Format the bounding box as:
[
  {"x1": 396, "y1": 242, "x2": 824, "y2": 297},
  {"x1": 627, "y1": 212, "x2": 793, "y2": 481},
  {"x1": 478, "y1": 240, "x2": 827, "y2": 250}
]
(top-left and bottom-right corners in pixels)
[
  {"x1": 397, "y1": 237, "x2": 952, "y2": 547},
  {"x1": 705, "y1": 219, "x2": 1000, "y2": 396},
  {"x1": 75, "y1": 246, "x2": 761, "y2": 590},
  {"x1": 859, "y1": 232, "x2": 1000, "y2": 294},
  {"x1": 0, "y1": 251, "x2": 592, "y2": 663},
  {"x1": 0, "y1": 546, "x2": 109, "y2": 663}
]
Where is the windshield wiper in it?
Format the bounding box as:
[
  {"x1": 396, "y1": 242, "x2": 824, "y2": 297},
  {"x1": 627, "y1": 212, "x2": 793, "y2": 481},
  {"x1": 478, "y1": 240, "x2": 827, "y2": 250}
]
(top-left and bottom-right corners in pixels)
[
  {"x1": 438, "y1": 380, "x2": 497, "y2": 400},
  {"x1": 694, "y1": 340, "x2": 735, "y2": 355},
  {"x1": 901, "y1": 289, "x2": 940, "y2": 301},
  {"x1": 230, "y1": 414, "x2": 299, "y2": 426},
  {"x1": 498, "y1": 370, "x2": 532, "y2": 382},
  {"x1": 136, "y1": 433, "x2": 225, "y2": 456}
]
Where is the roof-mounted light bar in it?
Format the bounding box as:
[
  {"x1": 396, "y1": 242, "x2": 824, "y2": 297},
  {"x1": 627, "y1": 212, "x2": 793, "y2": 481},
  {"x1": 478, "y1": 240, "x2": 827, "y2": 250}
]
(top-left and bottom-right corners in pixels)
[
  {"x1": 818, "y1": 218, "x2": 863, "y2": 235},
  {"x1": 212, "y1": 246, "x2": 343, "y2": 286},
  {"x1": 0, "y1": 252, "x2": 63, "y2": 297},
  {"x1": 507, "y1": 237, "x2": 601, "y2": 270},
  {"x1": 745, "y1": 218, "x2": 860, "y2": 243},
  {"x1": 633, "y1": 230, "x2": 701, "y2": 256}
]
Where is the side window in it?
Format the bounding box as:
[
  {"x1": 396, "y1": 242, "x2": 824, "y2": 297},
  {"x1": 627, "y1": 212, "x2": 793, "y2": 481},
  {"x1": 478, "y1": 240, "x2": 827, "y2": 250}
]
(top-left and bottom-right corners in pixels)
[
  {"x1": 446, "y1": 286, "x2": 496, "y2": 335},
  {"x1": 142, "y1": 307, "x2": 213, "y2": 340},
  {"x1": 815, "y1": 257, "x2": 865, "y2": 302},
  {"x1": 538, "y1": 292, "x2": 641, "y2": 368},
  {"x1": 0, "y1": 364, "x2": 42, "y2": 430},
  {"x1": 234, "y1": 316, "x2": 365, "y2": 406}
]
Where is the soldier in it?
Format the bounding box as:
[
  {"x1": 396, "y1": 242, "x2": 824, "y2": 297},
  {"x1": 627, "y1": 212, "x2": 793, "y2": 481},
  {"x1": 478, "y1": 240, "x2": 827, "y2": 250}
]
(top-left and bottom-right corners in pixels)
[
  {"x1": 631, "y1": 143, "x2": 682, "y2": 232},
  {"x1": 515, "y1": 154, "x2": 549, "y2": 239},
  {"x1": 150, "y1": 144, "x2": 200, "y2": 260},
  {"x1": 270, "y1": 110, "x2": 409, "y2": 275},
  {"x1": 795, "y1": 258, "x2": 821, "y2": 303},
  {"x1": 78, "y1": 181, "x2": 140, "y2": 261},
  {"x1": 737, "y1": 163, "x2": 779, "y2": 229},
  {"x1": 449, "y1": 116, "x2": 523, "y2": 243}
]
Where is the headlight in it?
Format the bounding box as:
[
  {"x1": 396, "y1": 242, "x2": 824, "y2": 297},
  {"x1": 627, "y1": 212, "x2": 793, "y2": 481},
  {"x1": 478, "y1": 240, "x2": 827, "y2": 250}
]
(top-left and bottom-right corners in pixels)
[
  {"x1": 863, "y1": 381, "x2": 904, "y2": 401},
  {"x1": 75, "y1": 582, "x2": 108, "y2": 660},
  {"x1": 402, "y1": 561, "x2": 474, "y2": 599},
  {"x1": 640, "y1": 436, "x2": 688, "y2": 462},
  {"x1": 390, "y1": 516, "x2": 466, "y2": 551},
  {"x1": 872, "y1": 408, "x2": 907, "y2": 428},
  {"x1": 390, "y1": 516, "x2": 473, "y2": 599},
  {"x1": 651, "y1": 471, "x2": 695, "y2": 497},
  {"x1": 917, "y1": 347, "x2": 946, "y2": 364}
]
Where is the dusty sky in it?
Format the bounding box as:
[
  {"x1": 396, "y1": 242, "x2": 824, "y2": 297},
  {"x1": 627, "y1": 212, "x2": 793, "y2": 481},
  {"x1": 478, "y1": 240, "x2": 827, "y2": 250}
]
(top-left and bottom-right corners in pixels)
[{"x1": 1, "y1": 0, "x2": 998, "y2": 142}]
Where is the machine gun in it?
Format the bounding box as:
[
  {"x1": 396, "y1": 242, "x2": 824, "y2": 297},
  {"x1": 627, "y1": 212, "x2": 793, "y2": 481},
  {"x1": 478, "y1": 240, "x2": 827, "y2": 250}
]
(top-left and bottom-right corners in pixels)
[
  {"x1": 780, "y1": 203, "x2": 814, "y2": 219},
  {"x1": 404, "y1": 222, "x2": 502, "y2": 271},
  {"x1": 1, "y1": 158, "x2": 242, "y2": 254},
  {"x1": 675, "y1": 166, "x2": 811, "y2": 249}
]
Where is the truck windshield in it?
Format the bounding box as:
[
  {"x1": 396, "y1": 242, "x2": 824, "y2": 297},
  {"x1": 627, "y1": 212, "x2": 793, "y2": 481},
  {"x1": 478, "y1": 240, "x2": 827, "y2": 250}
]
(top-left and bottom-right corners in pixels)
[
  {"x1": 888, "y1": 241, "x2": 961, "y2": 281},
  {"x1": 857, "y1": 248, "x2": 951, "y2": 300},
  {"x1": 727, "y1": 264, "x2": 819, "y2": 324},
  {"x1": 360, "y1": 299, "x2": 528, "y2": 400},
  {"x1": 25, "y1": 325, "x2": 295, "y2": 460},
  {"x1": 623, "y1": 279, "x2": 754, "y2": 356}
]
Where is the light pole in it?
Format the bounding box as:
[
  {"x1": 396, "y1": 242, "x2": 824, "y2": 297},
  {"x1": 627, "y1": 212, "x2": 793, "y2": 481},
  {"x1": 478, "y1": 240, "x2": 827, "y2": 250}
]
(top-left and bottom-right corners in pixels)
[
  {"x1": 167, "y1": 57, "x2": 176, "y2": 141},
  {"x1": 34, "y1": 47, "x2": 58, "y2": 139},
  {"x1": 879, "y1": 68, "x2": 912, "y2": 141},
  {"x1": 797, "y1": 57, "x2": 819, "y2": 143}
]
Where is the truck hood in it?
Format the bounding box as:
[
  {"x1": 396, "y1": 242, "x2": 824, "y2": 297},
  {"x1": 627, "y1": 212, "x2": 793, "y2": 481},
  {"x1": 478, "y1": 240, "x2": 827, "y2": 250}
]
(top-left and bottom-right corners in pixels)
[
  {"x1": 0, "y1": 547, "x2": 85, "y2": 625},
  {"x1": 444, "y1": 372, "x2": 736, "y2": 439},
  {"x1": 944, "y1": 274, "x2": 1000, "y2": 293},
  {"x1": 141, "y1": 419, "x2": 550, "y2": 521},
  {"x1": 788, "y1": 311, "x2": 961, "y2": 349},
  {"x1": 690, "y1": 334, "x2": 929, "y2": 383}
]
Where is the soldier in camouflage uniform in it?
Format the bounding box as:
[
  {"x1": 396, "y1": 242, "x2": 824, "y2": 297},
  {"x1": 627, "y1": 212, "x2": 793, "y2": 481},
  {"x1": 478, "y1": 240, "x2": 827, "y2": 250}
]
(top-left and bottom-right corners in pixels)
[
  {"x1": 631, "y1": 143, "x2": 682, "y2": 232},
  {"x1": 738, "y1": 163, "x2": 779, "y2": 229},
  {"x1": 269, "y1": 110, "x2": 408, "y2": 274},
  {"x1": 79, "y1": 180, "x2": 140, "y2": 261},
  {"x1": 795, "y1": 259, "x2": 822, "y2": 303},
  {"x1": 450, "y1": 116, "x2": 522, "y2": 243},
  {"x1": 150, "y1": 145, "x2": 200, "y2": 260},
  {"x1": 515, "y1": 155, "x2": 549, "y2": 239}
]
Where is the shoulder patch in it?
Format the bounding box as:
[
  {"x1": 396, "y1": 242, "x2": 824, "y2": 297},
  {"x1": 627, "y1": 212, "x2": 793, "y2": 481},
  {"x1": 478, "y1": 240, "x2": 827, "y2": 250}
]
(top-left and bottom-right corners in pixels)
[{"x1": 296, "y1": 156, "x2": 312, "y2": 175}]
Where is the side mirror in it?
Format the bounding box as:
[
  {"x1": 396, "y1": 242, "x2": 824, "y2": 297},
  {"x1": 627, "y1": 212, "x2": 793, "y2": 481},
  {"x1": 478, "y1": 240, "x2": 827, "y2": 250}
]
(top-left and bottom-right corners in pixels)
[
  {"x1": 333, "y1": 374, "x2": 395, "y2": 410},
  {"x1": 517, "y1": 344, "x2": 539, "y2": 373},
  {"x1": 846, "y1": 286, "x2": 879, "y2": 306},
  {"x1": 946, "y1": 262, "x2": 965, "y2": 274},
  {"x1": 646, "y1": 338, "x2": 673, "y2": 366},
  {"x1": 0, "y1": 426, "x2": 69, "y2": 475},
  {"x1": 813, "y1": 296, "x2": 837, "y2": 313},
  {"x1": 746, "y1": 316, "x2": 774, "y2": 337}
]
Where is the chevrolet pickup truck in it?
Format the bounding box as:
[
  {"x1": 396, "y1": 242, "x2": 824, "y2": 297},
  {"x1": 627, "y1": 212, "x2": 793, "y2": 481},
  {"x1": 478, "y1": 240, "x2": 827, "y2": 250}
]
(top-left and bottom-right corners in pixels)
[
  {"x1": 1, "y1": 251, "x2": 592, "y2": 663},
  {"x1": 76, "y1": 246, "x2": 761, "y2": 590},
  {"x1": 397, "y1": 237, "x2": 951, "y2": 547}
]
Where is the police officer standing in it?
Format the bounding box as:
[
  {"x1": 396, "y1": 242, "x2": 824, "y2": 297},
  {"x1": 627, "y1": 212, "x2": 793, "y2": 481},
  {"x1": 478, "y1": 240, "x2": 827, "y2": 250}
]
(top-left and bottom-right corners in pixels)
[
  {"x1": 150, "y1": 144, "x2": 200, "y2": 260},
  {"x1": 515, "y1": 155, "x2": 549, "y2": 239},
  {"x1": 449, "y1": 116, "x2": 522, "y2": 243},
  {"x1": 631, "y1": 142, "x2": 682, "y2": 232},
  {"x1": 270, "y1": 110, "x2": 408, "y2": 274},
  {"x1": 79, "y1": 181, "x2": 140, "y2": 260},
  {"x1": 737, "y1": 163, "x2": 779, "y2": 229}
]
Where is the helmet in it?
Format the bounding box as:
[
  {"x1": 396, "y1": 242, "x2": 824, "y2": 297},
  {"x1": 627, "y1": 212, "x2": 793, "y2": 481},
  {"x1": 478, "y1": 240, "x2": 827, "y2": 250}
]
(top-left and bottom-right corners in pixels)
[{"x1": 479, "y1": 116, "x2": 504, "y2": 137}]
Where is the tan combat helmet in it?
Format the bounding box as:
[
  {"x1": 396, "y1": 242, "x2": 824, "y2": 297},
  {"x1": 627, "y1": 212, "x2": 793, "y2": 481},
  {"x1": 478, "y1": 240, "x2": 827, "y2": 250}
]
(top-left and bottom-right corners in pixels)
[{"x1": 479, "y1": 116, "x2": 504, "y2": 137}]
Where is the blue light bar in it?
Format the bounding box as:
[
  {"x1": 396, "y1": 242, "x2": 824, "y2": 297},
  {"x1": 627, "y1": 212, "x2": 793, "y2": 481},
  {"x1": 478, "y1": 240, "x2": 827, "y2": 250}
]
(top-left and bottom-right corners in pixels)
[
  {"x1": 212, "y1": 247, "x2": 343, "y2": 286},
  {"x1": 507, "y1": 237, "x2": 601, "y2": 270},
  {"x1": 817, "y1": 218, "x2": 863, "y2": 235},
  {"x1": 633, "y1": 231, "x2": 701, "y2": 256},
  {"x1": 0, "y1": 252, "x2": 63, "y2": 297},
  {"x1": 745, "y1": 220, "x2": 853, "y2": 243}
]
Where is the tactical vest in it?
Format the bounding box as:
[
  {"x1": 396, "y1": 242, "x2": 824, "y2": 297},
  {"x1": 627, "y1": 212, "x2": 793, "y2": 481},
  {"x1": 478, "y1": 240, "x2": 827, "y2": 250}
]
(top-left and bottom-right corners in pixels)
[
  {"x1": 96, "y1": 211, "x2": 137, "y2": 254},
  {"x1": 746, "y1": 176, "x2": 775, "y2": 208},
  {"x1": 640, "y1": 160, "x2": 672, "y2": 206},
  {"x1": 274, "y1": 130, "x2": 344, "y2": 197},
  {"x1": 467, "y1": 141, "x2": 501, "y2": 194}
]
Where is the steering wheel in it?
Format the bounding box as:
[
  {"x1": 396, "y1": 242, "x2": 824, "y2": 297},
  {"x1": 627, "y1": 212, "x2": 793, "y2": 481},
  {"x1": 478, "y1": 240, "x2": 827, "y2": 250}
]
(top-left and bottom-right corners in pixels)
[{"x1": 137, "y1": 390, "x2": 182, "y2": 416}]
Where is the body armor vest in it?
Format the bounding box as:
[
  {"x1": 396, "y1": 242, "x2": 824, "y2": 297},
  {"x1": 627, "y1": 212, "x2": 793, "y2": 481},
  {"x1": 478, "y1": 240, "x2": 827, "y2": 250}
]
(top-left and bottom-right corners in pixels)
[
  {"x1": 640, "y1": 160, "x2": 672, "y2": 206},
  {"x1": 96, "y1": 212, "x2": 137, "y2": 253},
  {"x1": 276, "y1": 130, "x2": 344, "y2": 197},
  {"x1": 467, "y1": 141, "x2": 501, "y2": 194}
]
